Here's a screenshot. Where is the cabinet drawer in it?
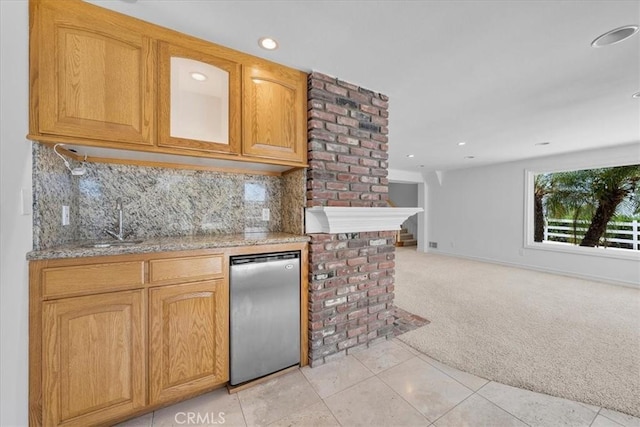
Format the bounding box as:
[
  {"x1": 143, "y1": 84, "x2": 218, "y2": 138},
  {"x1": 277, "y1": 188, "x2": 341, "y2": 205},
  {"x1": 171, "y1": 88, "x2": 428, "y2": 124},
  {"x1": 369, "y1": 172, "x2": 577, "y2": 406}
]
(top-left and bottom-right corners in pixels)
[
  {"x1": 42, "y1": 261, "x2": 145, "y2": 299},
  {"x1": 149, "y1": 255, "x2": 224, "y2": 285}
]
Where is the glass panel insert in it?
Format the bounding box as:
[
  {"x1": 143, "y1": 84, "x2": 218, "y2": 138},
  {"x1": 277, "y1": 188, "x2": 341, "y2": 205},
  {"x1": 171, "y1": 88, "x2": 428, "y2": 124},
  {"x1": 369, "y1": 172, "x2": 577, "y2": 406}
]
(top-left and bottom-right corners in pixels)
[{"x1": 170, "y1": 57, "x2": 229, "y2": 144}]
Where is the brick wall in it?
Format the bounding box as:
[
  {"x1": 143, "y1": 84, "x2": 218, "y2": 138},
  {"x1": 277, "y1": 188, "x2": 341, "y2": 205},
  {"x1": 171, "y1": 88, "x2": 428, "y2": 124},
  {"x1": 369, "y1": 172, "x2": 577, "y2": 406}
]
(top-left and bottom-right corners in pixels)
[
  {"x1": 307, "y1": 72, "x2": 390, "y2": 208},
  {"x1": 306, "y1": 72, "x2": 396, "y2": 366}
]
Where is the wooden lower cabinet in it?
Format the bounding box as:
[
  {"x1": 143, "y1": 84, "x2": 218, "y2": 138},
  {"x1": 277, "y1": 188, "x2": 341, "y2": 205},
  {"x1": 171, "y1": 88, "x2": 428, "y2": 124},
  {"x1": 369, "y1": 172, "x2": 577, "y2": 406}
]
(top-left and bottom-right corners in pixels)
[
  {"x1": 30, "y1": 243, "x2": 307, "y2": 426},
  {"x1": 30, "y1": 251, "x2": 228, "y2": 426},
  {"x1": 42, "y1": 290, "x2": 146, "y2": 426},
  {"x1": 149, "y1": 280, "x2": 229, "y2": 404}
]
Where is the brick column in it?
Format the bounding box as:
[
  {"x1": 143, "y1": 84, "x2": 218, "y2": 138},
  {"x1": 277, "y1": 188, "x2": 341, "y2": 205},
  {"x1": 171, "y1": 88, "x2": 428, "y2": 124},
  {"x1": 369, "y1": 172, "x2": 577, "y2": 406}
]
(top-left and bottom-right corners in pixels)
[{"x1": 306, "y1": 72, "x2": 396, "y2": 366}]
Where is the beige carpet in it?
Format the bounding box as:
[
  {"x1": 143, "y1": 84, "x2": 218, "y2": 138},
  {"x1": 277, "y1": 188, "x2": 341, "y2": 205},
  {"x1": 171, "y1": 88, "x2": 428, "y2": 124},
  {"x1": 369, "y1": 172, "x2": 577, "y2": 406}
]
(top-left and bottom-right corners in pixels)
[{"x1": 394, "y1": 248, "x2": 640, "y2": 417}]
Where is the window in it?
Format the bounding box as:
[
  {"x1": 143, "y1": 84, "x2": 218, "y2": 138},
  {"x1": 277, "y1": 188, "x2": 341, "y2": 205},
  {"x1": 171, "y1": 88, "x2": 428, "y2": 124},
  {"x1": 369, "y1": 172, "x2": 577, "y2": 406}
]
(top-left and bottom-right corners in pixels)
[{"x1": 525, "y1": 164, "x2": 640, "y2": 258}]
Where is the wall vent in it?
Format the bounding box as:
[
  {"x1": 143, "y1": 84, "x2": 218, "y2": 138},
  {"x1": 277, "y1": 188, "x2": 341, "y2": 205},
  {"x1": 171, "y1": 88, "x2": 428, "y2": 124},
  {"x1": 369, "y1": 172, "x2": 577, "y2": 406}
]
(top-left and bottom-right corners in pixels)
[{"x1": 428, "y1": 241, "x2": 438, "y2": 249}]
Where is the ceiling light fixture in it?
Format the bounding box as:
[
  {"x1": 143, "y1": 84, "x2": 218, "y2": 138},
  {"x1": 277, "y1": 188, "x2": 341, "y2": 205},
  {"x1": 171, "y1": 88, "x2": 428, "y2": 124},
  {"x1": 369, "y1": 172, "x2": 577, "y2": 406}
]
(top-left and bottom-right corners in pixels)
[
  {"x1": 190, "y1": 72, "x2": 208, "y2": 82},
  {"x1": 258, "y1": 37, "x2": 279, "y2": 50},
  {"x1": 464, "y1": 156, "x2": 475, "y2": 159},
  {"x1": 632, "y1": 92, "x2": 640, "y2": 99},
  {"x1": 591, "y1": 25, "x2": 639, "y2": 47},
  {"x1": 406, "y1": 154, "x2": 415, "y2": 158},
  {"x1": 457, "y1": 142, "x2": 466, "y2": 146},
  {"x1": 535, "y1": 142, "x2": 551, "y2": 146}
]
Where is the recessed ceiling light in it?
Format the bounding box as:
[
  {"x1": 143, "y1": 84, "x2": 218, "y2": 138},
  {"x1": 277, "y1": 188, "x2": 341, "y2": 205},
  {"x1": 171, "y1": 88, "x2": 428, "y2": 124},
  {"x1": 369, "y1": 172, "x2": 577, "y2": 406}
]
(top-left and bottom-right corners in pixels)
[
  {"x1": 258, "y1": 37, "x2": 279, "y2": 50},
  {"x1": 464, "y1": 156, "x2": 475, "y2": 159},
  {"x1": 420, "y1": 165, "x2": 425, "y2": 168},
  {"x1": 457, "y1": 142, "x2": 466, "y2": 146},
  {"x1": 535, "y1": 142, "x2": 551, "y2": 146},
  {"x1": 190, "y1": 72, "x2": 207, "y2": 82},
  {"x1": 591, "y1": 25, "x2": 639, "y2": 47},
  {"x1": 406, "y1": 154, "x2": 415, "y2": 158},
  {"x1": 632, "y1": 92, "x2": 640, "y2": 99}
]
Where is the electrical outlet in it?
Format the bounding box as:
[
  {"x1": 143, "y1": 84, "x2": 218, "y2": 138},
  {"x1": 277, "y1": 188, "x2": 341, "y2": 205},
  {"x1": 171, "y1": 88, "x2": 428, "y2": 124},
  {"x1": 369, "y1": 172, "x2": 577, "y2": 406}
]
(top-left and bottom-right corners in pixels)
[
  {"x1": 62, "y1": 205, "x2": 70, "y2": 226},
  {"x1": 262, "y1": 208, "x2": 270, "y2": 221}
]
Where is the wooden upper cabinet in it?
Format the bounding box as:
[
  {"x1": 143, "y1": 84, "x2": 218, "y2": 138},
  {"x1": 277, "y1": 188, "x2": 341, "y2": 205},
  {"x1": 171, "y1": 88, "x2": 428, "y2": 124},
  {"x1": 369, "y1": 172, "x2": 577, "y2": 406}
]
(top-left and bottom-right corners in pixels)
[
  {"x1": 149, "y1": 280, "x2": 229, "y2": 404},
  {"x1": 32, "y1": 0, "x2": 154, "y2": 146},
  {"x1": 42, "y1": 290, "x2": 146, "y2": 426},
  {"x1": 158, "y1": 42, "x2": 241, "y2": 154},
  {"x1": 242, "y1": 65, "x2": 307, "y2": 164},
  {"x1": 30, "y1": 0, "x2": 308, "y2": 170}
]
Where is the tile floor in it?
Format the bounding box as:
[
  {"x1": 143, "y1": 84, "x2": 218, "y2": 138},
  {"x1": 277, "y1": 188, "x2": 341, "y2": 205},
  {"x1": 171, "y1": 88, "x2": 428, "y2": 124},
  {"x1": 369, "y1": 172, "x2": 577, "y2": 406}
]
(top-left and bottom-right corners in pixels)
[{"x1": 117, "y1": 339, "x2": 640, "y2": 427}]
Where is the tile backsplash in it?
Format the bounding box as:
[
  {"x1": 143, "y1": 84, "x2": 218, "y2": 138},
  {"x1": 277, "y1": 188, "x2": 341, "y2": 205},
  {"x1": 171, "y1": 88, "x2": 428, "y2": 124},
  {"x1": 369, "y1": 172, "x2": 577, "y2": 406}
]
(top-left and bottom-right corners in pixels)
[{"x1": 32, "y1": 144, "x2": 304, "y2": 250}]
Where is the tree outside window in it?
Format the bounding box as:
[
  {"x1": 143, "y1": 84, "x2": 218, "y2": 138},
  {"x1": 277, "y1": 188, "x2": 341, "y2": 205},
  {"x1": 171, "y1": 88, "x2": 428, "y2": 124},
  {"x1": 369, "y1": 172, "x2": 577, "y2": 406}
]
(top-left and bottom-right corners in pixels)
[{"x1": 533, "y1": 165, "x2": 640, "y2": 250}]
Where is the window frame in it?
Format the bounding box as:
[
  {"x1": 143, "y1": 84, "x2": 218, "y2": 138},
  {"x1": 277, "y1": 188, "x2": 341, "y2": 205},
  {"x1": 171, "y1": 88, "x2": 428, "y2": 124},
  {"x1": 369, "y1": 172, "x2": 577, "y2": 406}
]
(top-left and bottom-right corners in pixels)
[{"x1": 523, "y1": 161, "x2": 640, "y2": 261}]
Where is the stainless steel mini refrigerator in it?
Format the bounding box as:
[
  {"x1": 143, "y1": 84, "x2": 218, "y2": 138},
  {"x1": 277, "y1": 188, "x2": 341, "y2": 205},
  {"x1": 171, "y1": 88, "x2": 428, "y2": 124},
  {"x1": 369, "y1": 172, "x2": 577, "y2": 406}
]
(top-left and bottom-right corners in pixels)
[{"x1": 229, "y1": 251, "x2": 301, "y2": 385}]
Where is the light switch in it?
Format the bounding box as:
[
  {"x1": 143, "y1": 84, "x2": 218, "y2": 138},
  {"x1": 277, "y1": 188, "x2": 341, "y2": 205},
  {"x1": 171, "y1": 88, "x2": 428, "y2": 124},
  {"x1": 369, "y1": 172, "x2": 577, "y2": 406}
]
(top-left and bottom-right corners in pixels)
[
  {"x1": 262, "y1": 208, "x2": 270, "y2": 221},
  {"x1": 21, "y1": 188, "x2": 32, "y2": 215}
]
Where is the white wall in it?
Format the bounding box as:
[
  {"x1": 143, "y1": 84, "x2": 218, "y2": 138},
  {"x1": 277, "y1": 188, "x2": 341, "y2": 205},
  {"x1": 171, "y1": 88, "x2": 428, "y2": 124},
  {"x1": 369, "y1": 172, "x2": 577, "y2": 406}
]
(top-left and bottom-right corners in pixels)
[
  {"x1": 389, "y1": 183, "x2": 419, "y2": 242},
  {"x1": 1, "y1": 1, "x2": 31, "y2": 425},
  {"x1": 389, "y1": 183, "x2": 418, "y2": 207},
  {"x1": 426, "y1": 143, "x2": 640, "y2": 287},
  {"x1": 389, "y1": 168, "x2": 428, "y2": 252}
]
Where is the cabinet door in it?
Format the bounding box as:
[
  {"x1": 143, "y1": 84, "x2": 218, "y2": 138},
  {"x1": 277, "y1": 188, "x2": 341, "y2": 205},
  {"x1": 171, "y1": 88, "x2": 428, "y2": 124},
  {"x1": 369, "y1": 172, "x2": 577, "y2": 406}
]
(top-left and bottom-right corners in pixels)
[
  {"x1": 158, "y1": 42, "x2": 241, "y2": 154},
  {"x1": 42, "y1": 291, "x2": 146, "y2": 427},
  {"x1": 149, "y1": 280, "x2": 229, "y2": 404},
  {"x1": 242, "y1": 65, "x2": 307, "y2": 164},
  {"x1": 36, "y1": 0, "x2": 154, "y2": 145}
]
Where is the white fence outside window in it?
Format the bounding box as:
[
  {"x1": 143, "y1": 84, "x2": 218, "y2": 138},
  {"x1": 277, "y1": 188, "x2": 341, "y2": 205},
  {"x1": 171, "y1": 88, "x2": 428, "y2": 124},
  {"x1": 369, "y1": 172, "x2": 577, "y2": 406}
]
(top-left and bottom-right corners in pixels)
[{"x1": 544, "y1": 218, "x2": 639, "y2": 250}]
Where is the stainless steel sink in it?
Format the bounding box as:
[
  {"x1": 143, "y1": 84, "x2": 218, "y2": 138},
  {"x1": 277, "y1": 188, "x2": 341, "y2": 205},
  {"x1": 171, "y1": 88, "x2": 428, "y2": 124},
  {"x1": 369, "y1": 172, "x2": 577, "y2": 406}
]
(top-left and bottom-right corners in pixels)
[{"x1": 82, "y1": 240, "x2": 144, "y2": 248}]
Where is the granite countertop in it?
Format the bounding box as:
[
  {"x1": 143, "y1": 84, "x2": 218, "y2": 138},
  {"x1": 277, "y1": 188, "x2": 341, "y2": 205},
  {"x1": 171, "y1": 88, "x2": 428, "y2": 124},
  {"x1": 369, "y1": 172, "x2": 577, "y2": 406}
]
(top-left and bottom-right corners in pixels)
[{"x1": 26, "y1": 232, "x2": 310, "y2": 260}]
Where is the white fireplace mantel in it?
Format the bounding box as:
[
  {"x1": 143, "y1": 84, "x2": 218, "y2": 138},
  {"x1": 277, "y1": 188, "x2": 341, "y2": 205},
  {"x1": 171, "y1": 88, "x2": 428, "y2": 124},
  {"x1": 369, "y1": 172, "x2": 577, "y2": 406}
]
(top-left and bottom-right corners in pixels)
[{"x1": 305, "y1": 206, "x2": 423, "y2": 234}]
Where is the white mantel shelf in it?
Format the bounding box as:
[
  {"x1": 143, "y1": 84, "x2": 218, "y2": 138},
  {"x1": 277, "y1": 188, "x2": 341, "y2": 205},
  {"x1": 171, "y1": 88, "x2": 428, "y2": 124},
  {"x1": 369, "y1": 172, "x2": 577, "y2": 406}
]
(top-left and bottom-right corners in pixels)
[{"x1": 305, "y1": 207, "x2": 423, "y2": 234}]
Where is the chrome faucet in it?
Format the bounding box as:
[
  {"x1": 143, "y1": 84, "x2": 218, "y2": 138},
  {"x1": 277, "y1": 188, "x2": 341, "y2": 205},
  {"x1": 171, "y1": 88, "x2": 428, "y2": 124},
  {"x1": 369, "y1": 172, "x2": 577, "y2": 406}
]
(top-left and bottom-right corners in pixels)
[{"x1": 105, "y1": 197, "x2": 128, "y2": 241}]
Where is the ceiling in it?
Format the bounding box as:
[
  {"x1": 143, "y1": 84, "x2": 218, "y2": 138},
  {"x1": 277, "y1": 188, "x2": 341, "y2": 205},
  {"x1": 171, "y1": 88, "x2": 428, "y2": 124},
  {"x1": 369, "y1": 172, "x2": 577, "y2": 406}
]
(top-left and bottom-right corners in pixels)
[{"x1": 92, "y1": 0, "x2": 640, "y2": 172}]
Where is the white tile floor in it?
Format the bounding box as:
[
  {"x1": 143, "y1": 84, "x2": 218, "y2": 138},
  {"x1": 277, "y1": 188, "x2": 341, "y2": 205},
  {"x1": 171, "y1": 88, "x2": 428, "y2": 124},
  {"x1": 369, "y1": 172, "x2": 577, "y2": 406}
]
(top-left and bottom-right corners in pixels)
[{"x1": 117, "y1": 339, "x2": 640, "y2": 427}]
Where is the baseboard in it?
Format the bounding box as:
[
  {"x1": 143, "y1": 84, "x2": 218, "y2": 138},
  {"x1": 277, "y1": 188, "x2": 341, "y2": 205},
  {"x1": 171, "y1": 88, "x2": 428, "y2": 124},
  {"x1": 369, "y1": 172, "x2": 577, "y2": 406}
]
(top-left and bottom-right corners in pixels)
[{"x1": 424, "y1": 249, "x2": 639, "y2": 289}]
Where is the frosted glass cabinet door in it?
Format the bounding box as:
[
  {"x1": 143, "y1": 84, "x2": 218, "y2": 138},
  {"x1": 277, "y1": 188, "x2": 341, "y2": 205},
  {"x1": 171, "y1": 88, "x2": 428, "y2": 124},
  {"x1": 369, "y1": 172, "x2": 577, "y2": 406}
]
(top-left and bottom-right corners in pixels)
[
  {"x1": 171, "y1": 57, "x2": 229, "y2": 143},
  {"x1": 158, "y1": 42, "x2": 241, "y2": 154}
]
